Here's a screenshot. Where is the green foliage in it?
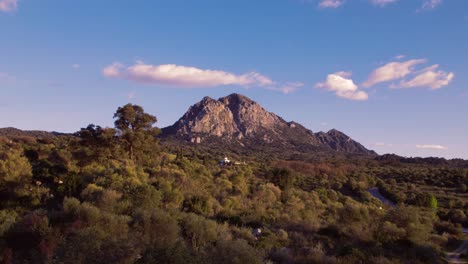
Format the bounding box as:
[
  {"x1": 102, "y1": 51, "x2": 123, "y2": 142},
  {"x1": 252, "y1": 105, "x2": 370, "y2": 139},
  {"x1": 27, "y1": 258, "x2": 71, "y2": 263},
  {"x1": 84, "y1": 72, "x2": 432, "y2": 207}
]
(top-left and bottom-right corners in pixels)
[
  {"x1": 0, "y1": 104, "x2": 464, "y2": 263},
  {"x1": 269, "y1": 167, "x2": 296, "y2": 191},
  {"x1": 74, "y1": 124, "x2": 119, "y2": 165},
  {"x1": 0, "y1": 210, "x2": 17, "y2": 236},
  {"x1": 209, "y1": 239, "x2": 263, "y2": 264},
  {"x1": 183, "y1": 195, "x2": 213, "y2": 216},
  {"x1": 181, "y1": 213, "x2": 219, "y2": 251},
  {"x1": 383, "y1": 206, "x2": 436, "y2": 244},
  {"x1": 132, "y1": 209, "x2": 180, "y2": 249},
  {"x1": 0, "y1": 148, "x2": 32, "y2": 188}
]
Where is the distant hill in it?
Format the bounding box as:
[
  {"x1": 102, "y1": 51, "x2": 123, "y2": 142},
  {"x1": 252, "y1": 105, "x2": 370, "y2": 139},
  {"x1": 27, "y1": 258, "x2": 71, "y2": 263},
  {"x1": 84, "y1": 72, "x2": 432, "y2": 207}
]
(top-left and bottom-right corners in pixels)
[
  {"x1": 376, "y1": 153, "x2": 468, "y2": 168},
  {"x1": 0, "y1": 127, "x2": 68, "y2": 139},
  {"x1": 162, "y1": 93, "x2": 376, "y2": 157}
]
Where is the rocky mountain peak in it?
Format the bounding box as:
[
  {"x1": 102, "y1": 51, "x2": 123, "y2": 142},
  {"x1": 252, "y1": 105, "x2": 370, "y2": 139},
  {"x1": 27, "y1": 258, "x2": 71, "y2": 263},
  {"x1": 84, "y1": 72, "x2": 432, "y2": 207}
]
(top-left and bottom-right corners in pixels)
[
  {"x1": 219, "y1": 93, "x2": 256, "y2": 105},
  {"x1": 162, "y1": 94, "x2": 376, "y2": 155},
  {"x1": 200, "y1": 96, "x2": 216, "y2": 103},
  {"x1": 316, "y1": 129, "x2": 373, "y2": 154}
]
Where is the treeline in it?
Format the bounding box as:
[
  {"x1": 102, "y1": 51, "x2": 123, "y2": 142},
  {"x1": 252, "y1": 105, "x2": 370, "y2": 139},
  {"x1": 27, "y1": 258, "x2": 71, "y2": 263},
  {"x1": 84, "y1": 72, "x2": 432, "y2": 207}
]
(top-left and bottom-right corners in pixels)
[{"x1": 377, "y1": 153, "x2": 468, "y2": 168}]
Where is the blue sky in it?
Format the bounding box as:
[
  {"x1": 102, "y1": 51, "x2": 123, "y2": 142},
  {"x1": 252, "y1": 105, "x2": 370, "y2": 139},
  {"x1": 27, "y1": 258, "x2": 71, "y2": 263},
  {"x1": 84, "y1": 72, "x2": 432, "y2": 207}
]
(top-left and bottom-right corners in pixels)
[{"x1": 1, "y1": 0, "x2": 467, "y2": 159}]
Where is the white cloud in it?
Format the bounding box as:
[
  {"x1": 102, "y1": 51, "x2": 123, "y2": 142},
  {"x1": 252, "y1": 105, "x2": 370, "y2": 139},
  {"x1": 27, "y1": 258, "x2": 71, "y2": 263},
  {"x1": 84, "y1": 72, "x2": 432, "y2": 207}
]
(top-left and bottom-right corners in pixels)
[
  {"x1": 370, "y1": 0, "x2": 398, "y2": 7},
  {"x1": 72, "y1": 64, "x2": 80, "y2": 69},
  {"x1": 362, "y1": 59, "x2": 427, "y2": 88},
  {"x1": 421, "y1": 0, "x2": 443, "y2": 10},
  {"x1": 316, "y1": 71, "x2": 369, "y2": 101},
  {"x1": 319, "y1": 0, "x2": 345, "y2": 8},
  {"x1": 395, "y1": 54, "x2": 406, "y2": 60},
  {"x1": 102, "y1": 62, "x2": 124, "y2": 78},
  {"x1": 416, "y1": 144, "x2": 448, "y2": 150},
  {"x1": 391, "y1": 64, "x2": 454, "y2": 89},
  {"x1": 0, "y1": 0, "x2": 17, "y2": 12},
  {"x1": 103, "y1": 61, "x2": 275, "y2": 88}
]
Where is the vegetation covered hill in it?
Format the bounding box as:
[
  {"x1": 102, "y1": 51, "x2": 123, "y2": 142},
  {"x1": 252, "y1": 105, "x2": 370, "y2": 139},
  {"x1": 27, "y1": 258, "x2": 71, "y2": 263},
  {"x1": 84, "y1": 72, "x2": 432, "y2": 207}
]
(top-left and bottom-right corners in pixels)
[
  {"x1": 0, "y1": 127, "x2": 67, "y2": 140},
  {"x1": 0, "y1": 104, "x2": 466, "y2": 264}
]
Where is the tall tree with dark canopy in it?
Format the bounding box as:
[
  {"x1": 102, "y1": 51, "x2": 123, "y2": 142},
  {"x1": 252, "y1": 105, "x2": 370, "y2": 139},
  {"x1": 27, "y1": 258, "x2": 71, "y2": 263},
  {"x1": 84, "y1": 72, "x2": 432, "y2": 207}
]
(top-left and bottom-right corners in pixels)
[
  {"x1": 74, "y1": 124, "x2": 118, "y2": 165},
  {"x1": 113, "y1": 104, "x2": 160, "y2": 163}
]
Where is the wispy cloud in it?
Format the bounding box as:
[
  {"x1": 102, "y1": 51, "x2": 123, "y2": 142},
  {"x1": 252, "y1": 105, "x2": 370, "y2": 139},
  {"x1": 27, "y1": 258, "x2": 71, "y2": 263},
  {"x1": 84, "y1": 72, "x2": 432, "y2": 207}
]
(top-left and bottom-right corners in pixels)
[
  {"x1": 362, "y1": 59, "x2": 427, "y2": 88},
  {"x1": 421, "y1": 0, "x2": 443, "y2": 10},
  {"x1": 416, "y1": 144, "x2": 448, "y2": 150},
  {"x1": 306, "y1": 0, "x2": 443, "y2": 12},
  {"x1": 318, "y1": 0, "x2": 345, "y2": 8},
  {"x1": 127, "y1": 91, "x2": 136, "y2": 100},
  {"x1": 374, "y1": 142, "x2": 393, "y2": 147},
  {"x1": 275, "y1": 82, "x2": 304, "y2": 94},
  {"x1": 103, "y1": 61, "x2": 274, "y2": 88},
  {"x1": 0, "y1": 0, "x2": 17, "y2": 13},
  {"x1": 394, "y1": 54, "x2": 406, "y2": 60},
  {"x1": 362, "y1": 58, "x2": 454, "y2": 90},
  {"x1": 391, "y1": 64, "x2": 454, "y2": 89},
  {"x1": 72, "y1": 64, "x2": 80, "y2": 69},
  {"x1": 311, "y1": 0, "x2": 443, "y2": 10},
  {"x1": 315, "y1": 71, "x2": 369, "y2": 101},
  {"x1": 370, "y1": 0, "x2": 398, "y2": 7}
]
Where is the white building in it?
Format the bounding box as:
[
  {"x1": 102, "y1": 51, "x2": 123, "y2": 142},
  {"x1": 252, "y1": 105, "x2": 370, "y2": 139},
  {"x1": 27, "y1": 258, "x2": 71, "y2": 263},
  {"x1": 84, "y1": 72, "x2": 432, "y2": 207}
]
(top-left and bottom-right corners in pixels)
[{"x1": 219, "y1": 157, "x2": 231, "y2": 166}]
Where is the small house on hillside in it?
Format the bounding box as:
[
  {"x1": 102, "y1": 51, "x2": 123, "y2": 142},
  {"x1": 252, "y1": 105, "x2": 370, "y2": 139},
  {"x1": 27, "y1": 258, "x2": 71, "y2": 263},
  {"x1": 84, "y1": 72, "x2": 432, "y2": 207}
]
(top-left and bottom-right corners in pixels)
[
  {"x1": 219, "y1": 157, "x2": 231, "y2": 166},
  {"x1": 219, "y1": 157, "x2": 247, "y2": 166},
  {"x1": 252, "y1": 228, "x2": 262, "y2": 240}
]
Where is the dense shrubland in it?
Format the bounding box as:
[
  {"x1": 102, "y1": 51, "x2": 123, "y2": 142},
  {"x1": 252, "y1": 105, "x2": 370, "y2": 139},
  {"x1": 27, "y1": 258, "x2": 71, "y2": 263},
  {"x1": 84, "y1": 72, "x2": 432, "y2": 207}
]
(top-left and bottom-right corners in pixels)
[{"x1": 0, "y1": 104, "x2": 466, "y2": 263}]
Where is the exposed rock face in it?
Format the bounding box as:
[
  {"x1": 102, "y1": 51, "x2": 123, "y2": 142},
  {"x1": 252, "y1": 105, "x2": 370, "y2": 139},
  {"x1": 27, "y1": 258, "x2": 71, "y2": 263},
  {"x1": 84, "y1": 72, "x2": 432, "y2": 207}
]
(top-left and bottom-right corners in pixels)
[
  {"x1": 162, "y1": 93, "x2": 375, "y2": 155},
  {"x1": 171, "y1": 96, "x2": 240, "y2": 138},
  {"x1": 218, "y1": 94, "x2": 285, "y2": 137}
]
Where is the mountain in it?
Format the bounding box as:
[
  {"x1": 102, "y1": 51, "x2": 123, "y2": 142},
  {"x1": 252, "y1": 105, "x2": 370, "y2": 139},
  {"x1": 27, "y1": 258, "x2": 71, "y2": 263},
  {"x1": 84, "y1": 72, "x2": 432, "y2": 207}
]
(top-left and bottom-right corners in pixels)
[{"x1": 162, "y1": 93, "x2": 376, "y2": 156}]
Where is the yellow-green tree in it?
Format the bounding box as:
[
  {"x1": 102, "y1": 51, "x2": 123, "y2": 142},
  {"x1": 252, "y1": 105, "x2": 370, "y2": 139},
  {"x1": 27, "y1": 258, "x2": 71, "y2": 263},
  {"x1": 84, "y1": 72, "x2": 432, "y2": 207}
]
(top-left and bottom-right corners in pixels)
[{"x1": 0, "y1": 148, "x2": 33, "y2": 203}]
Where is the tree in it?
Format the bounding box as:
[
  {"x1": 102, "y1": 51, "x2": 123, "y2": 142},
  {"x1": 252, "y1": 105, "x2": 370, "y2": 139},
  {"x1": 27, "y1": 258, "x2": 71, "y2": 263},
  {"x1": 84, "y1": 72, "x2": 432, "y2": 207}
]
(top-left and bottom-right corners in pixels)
[
  {"x1": 113, "y1": 104, "x2": 160, "y2": 163},
  {"x1": 414, "y1": 193, "x2": 438, "y2": 210},
  {"x1": 75, "y1": 124, "x2": 118, "y2": 164},
  {"x1": 0, "y1": 148, "x2": 34, "y2": 205},
  {"x1": 270, "y1": 168, "x2": 295, "y2": 191}
]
